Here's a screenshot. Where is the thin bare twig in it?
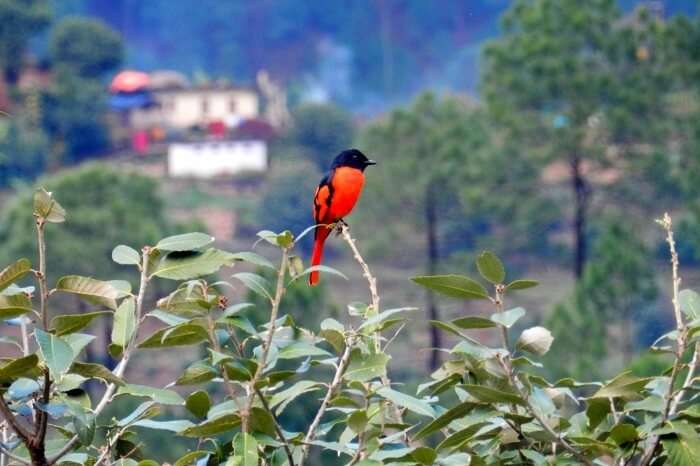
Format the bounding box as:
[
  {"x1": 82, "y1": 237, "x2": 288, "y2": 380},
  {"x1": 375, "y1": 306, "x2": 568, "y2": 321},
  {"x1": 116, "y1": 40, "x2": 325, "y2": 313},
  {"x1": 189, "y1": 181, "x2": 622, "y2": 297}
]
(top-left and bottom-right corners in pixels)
[
  {"x1": 0, "y1": 397, "x2": 34, "y2": 454},
  {"x1": 32, "y1": 217, "x2": 52, "y2": 455},
  {"x1": 0, "y1": 443, "x2": 30, "y2": 466},
  {"x1": 254, "y1": 387, "x2": 295, "y2": 466},
  {"x1": 639, "y1": 214, "x2": 687, "y2": 466},
  {"x1": 339, "y1": 224, "x2": 404, "y2": 424},
  {"x1": 299, "y1": 335, "x2": 355, "y2": 466}
]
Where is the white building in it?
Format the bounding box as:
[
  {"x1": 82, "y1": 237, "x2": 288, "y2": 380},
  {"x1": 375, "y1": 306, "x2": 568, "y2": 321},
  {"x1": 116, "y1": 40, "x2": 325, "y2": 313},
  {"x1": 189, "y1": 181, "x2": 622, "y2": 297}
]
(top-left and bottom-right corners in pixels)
[
  {"x1": 167, "y1": 140, "x2": 267, "y2": 178},
  {"x1": 154, "y1": 86, "x2": 259, "y2": 129}
]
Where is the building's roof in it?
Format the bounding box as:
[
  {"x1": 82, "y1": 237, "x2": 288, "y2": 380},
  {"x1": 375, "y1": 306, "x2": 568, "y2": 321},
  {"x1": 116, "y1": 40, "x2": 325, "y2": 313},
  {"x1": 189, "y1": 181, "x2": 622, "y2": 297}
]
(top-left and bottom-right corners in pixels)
[
  {"x1": 110, "y1": 70, "x2": 150, "y2": 93},
  {"x1": 153, "y1": 83, "x2": 257, "y2": 95},
  {"x1": 148, "y1": 70, "x2": 190, "y2": 90}
]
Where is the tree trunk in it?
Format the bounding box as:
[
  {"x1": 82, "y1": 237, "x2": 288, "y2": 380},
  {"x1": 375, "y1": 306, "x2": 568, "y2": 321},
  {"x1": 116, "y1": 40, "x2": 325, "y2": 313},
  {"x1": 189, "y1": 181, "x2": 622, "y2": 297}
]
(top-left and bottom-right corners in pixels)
[
  {"x1": 426, "y1": 184, "x2": 442, "y2": 370},
  {"x1": 571, "y1": 155, "x2": 589, "y2": 279}
]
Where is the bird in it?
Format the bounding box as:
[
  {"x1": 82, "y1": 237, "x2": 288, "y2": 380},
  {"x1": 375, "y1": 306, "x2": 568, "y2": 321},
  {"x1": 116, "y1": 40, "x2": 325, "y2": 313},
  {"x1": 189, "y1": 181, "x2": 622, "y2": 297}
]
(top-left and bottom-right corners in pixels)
[{"x1": 309, "y1": 148, "x2": 376, "y2": 286}]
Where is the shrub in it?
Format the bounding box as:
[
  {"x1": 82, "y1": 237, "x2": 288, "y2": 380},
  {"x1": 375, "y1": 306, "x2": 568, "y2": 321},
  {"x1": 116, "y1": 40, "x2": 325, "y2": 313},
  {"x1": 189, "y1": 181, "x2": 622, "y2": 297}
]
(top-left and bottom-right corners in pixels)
[{"x1": 0, "y1": 191, "x2": 698, "y2": 466}]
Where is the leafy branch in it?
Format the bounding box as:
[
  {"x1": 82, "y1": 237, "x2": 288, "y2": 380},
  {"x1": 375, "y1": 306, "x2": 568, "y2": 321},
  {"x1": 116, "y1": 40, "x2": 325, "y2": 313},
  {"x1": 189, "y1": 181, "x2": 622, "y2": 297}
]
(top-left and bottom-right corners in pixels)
[{"x1": 49, "y1": 246, "x2": 153, "y2": 465}]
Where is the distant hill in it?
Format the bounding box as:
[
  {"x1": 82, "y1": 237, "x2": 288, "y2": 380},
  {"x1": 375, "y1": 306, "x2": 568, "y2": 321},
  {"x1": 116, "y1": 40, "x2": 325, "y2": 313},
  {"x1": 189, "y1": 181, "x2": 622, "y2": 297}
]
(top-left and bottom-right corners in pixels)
[{"x1": 49, "y1": 0, "x2": 696, "y2": 113}]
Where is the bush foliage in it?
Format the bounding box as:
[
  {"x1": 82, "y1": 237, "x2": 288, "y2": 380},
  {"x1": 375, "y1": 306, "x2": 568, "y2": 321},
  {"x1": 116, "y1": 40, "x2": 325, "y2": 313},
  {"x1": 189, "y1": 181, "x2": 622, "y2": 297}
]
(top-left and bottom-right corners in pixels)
[{"x1": 1, "y1": 190, "x2": 699, "y2": 466}]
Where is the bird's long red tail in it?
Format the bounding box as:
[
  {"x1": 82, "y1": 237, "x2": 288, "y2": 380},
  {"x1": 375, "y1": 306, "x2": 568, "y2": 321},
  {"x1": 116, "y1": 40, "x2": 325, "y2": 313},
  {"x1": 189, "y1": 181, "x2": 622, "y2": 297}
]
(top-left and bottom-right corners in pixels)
[{"x1": 309, "y1": 227, "x2": 330, "y2": 286}]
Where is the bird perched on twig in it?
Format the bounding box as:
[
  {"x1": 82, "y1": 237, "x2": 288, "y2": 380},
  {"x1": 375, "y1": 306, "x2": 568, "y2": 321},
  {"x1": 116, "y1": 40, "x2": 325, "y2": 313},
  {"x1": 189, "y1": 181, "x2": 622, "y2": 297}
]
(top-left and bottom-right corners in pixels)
[{"x1": 309, "y1": 149, "x2": 376, "y2": 285}]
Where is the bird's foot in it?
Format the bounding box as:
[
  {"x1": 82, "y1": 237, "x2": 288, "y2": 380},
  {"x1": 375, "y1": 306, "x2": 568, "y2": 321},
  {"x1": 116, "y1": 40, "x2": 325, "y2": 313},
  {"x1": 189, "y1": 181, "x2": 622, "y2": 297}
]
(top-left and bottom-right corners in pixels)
[{"x1": 333, "y1": 219, "x2": 348, "y2": 236}]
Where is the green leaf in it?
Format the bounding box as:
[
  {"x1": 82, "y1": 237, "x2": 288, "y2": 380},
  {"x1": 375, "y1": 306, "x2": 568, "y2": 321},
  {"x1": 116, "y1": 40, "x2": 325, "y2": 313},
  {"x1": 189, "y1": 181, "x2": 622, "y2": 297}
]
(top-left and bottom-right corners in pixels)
[
  {"x1": 231, "y1": 432, "x2": 258, "y2": 466},
  {"x1": 277, "y1": 342, "x2": 331, "y2": 359},
  {"x1": 156, "y1": 285, "x2": 211, "y2": 315},
  {"x1": 276, "y1": 230, "x2": 294, "y2": 248},
  {"x1": 139, "y1": 322, "x2": 209, "y2": 349},
  {"x1": 112, "y1": 245, "x2": 141, "y2": 265},
  {"x1": 506, "y1": 279, "x2": 539, "y2": 291},
  {"x1": 439, "y1": 453, "x2": 472, "y2": 466},
  {"x1": 591, "y1": 372, "x2": 652, "y2": 400},
  {"x1": 0, "y1": 293, "x2": 33, "y2": 320},
  {"x1": 344, "y1": 351, "x2": 390, "y2": 382},
  {"x1": 414, "y1": 401, "x2": 478, "y2": 440},
  {"x1": 51, "y1": 311, "x2": 111, "y2": 336},
  {"x1": 376, "y1": 387, "x2": 435, "y2": 418},
  {"x1": 411, "y1": 275, "x2": 489, "y2": 300},
  {"x1": 73, "y1": 412, "x2": 96, "y2": 446},
  {"x1": 679, "y1": 289, "x2": 700, "y2": 320},
  {"x1": 117, "y1": 383, "x2": 185, "y2": 405},
  {"x1": 288, "y1": 265, "x2": 349, "y2": 284},
  {"x1": 461, "y1": 384, "x2": 526, "y2": 406},
  {"x1": 63, "y1": 333, "x2": 95, "y2": 357},
  {"x1": 8, "y1": 377, "x2": 40, "y2": 400},
  {"x1": 55, "y1": 276, "x2": 119, "y2": 310},
  {"x1": 174, "y1": 451, "x2": 210, "y2": 466},
  {"x1": 662, "y1": 435, "x2": 700, "y2": 466},
  {"x1": 520, "y1": 450, "x2": 547, "y2": 465},
  {"x1": 229, "y1": 251, "x2": 275, "y2": 269},
  {"x1": 111, "y1": 297, "x2": 136, "y2": 347},
  {"x1": 358, "y1": 307, "x2": 416, "y2": 332},
  {"x1": 186, "y1": 390, "x2": 211, "y2": 418},
  {"x1": 0, "y1": 354, "x2": 40, "y2": 382},
  {"x1": 179, "y1": 414, "x2": 240, "y2": 437},
  {"x1": 608, "y1": 424, "x2": 638, "y2": 445},
  {"x1": 436, "y1": 422, "x2": 492, "y2": 451},
  {"x1": 117, "y1": 401, "x2": 161, "y2": 427},
  {"x1": 476, "y1": 251, "x2": 505, "y2": 284},
  {"x1": 154, "y1": 249, "x2": 235, "y2": 280},
  {"x1": 131, "y1": 419, "x2": 195, "y2": 432},
  {"x1": 232, "y1": 272, "x2": 272, "y2": 299},
  {"x1": 348, "y1": 410, "x2": 368, "y2": 434},
  {"x1": 136, "y1": 461, "x2": 160, "y2": 466},
  {"x1": 269, "y1": 380, "x2": 321, "y2": 415},
  {"x1": 320, "y1": 318, "x2": 346, "y2": 353},
  {"x1": 516, "y1": 326, "x2": 554, "y2": 355},
  {"x1": 490, "y1": 307, "x2": 526, "y2": 328},
  {"x1": 219, "y1": 315, "x2": 258, "y2": 335},
  {"x1": 0, "y1": 258, "x2": 31, "y2": 293},
  {"x1": 34, "y1": 188, "x2": 66, "y2": 223},
  {"x1": 69, "y1": 361, "x2": 124, "y2": 386},
  {"x1": 35, "y1": 329, "x2": 75, "y2": 378},
  {"x1": 156, "y1": 232, "x2": 214, "y2": 252},
  {"x1": 176, "y1": 361, "x2": 217, "y2": 385},
  {"x1": 451, "y1": 316, "x2": 496, "y2": 329},
  {"x1": 59, "y1": 453, "x2": 92, "y2": 465},
  {"x1": 411, "y1": 447, "x2": 437, "y2": 466}
]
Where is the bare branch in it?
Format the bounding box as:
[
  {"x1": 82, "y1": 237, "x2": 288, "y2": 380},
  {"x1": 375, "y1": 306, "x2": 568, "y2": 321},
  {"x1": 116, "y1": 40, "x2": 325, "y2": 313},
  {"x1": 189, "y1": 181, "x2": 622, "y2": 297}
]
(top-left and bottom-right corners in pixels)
[
  {"x1": 639, "y1": 214, "x2": 687, "y2": 466},
  {"x1": 299, "y1": 335, "x2": 355, "y2": 466}
]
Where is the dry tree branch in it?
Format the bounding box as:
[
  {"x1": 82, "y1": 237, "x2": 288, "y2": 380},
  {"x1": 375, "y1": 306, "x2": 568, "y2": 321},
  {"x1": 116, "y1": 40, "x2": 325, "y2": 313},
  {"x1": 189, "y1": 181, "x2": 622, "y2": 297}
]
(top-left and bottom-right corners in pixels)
[
  {"x1": 339, "y1": 224, "x2": 404, "y2": 424},
  {"x1": 299, "y1": 334, "x2": 355, "y2": 466},
  {"x1": 639, "y1": 213, "x2": 687, "y2": 466}
]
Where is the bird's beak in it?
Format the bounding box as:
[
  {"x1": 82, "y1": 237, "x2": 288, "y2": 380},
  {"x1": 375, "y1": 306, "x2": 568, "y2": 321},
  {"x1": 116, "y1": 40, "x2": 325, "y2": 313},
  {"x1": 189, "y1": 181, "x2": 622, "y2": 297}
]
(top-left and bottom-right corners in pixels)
[{"x1": 365, "y1": 159, "x2": 377, "y2": 166}]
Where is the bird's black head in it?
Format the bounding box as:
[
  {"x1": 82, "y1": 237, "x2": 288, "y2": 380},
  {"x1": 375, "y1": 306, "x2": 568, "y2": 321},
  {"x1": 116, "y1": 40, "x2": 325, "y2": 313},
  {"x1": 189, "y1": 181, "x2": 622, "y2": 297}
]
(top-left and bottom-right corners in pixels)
[{"x1": 330, "y1": 149, "x2": 376, "y2": 171}]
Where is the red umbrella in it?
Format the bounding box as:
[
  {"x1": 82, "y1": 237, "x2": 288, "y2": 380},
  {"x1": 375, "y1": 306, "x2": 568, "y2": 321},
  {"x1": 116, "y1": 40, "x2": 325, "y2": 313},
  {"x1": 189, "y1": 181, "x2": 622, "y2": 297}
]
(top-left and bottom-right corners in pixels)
[{"x1": 110, "y1": 70, "x2": 150, "y2": 93}]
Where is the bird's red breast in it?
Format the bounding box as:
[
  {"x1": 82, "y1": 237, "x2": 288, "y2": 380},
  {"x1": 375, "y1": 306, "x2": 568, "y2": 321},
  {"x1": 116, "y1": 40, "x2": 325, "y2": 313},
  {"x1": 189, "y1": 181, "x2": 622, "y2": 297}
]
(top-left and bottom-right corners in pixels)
[{"x1": 313, "y1": 166, "x2": 366, "y2": 225}]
